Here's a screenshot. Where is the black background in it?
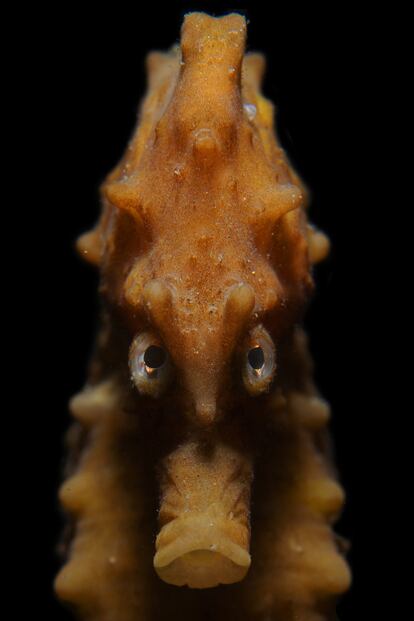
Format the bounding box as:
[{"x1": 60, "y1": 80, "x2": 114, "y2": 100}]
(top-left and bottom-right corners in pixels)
[{"x1": 13, "y1": 0, "x2": 392, "y2": 618}]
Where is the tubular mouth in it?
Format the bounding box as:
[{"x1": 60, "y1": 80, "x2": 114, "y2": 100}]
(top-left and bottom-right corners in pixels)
[{"x1": 153, "y1": 512, "x2": 251, "y2": 588}]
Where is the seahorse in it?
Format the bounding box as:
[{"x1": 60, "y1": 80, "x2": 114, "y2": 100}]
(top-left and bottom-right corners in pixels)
[{"x1": 55, "y1": 12, "x2": 351, "y2": 621}]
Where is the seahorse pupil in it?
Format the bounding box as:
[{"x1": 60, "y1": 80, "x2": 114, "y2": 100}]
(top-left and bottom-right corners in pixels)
[
  {"x1": 144, "y1": 345, "x2": 166, "y2": 369},
  {"x1": 248, "y1": 346, "x2": 265, "y2": 370}
]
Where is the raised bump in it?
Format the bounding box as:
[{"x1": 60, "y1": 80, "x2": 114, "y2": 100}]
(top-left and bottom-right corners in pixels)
[
  {"x1": 259, "y1": 184, "x2": 304, "y2": 223},
  {"x1": 243, "y1": 52, "x2": 266, "y2": 89},
  {"x1": 142, "y1": 279, "x2": 173, "y2": 330},
  {"x1": 307, "y1": 224, "x2": 331, "y2": 263},
  {"x1": 104, "y1": 181, "x2": 144, "y2": 227},
  {"x1": 193, "y1": 128, "x2": 218, "y2": 164},
  {"x1": 76, "y1": 229, "x2": 101, "y2": 266},
  {"x1": 224, "y1": 283, "x2": 255, "y2": 324}
]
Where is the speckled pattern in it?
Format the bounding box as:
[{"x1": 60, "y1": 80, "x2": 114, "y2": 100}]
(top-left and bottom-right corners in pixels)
[{"x1": 55, "y1": 12, "x2": 350, "y2": 620}]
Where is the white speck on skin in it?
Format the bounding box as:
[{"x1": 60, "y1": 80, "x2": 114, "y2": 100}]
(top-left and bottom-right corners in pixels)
[
  {"x1": 244, "y1": 103, "x2": 257, "y2": 121},
  {"x1": 173, "y1": 164, "x2": 184, "y2": 178}
]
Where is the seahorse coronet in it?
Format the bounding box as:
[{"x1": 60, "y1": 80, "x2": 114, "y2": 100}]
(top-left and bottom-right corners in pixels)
[{"x1": 57, "y1": 12, "x2": 350, "y2": 621}]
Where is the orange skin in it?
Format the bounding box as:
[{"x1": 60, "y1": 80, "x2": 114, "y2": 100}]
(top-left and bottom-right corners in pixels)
[
  {"x1": 57, "y1": 12, "x2": 349, "y2": 621},
  {"x1": 80, "y1": 12, "x2": 313, "y2": 426}
]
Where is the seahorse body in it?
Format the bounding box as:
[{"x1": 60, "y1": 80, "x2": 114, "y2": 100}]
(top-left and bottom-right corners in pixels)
[{"x1": 55, "y1": 12, "x2": 351, "y2": 621}]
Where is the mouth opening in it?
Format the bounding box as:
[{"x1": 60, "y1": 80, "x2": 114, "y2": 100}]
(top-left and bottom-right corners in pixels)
[{"x1": 153, "y1": 513, "x2": 251, "y2": 588}]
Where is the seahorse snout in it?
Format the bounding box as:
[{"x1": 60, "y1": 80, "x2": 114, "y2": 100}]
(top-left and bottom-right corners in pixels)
[
  {"x1": 153, "y1": 511, "x2": 251, "y2": 588},
  {"x1": 194, "y1": 398, "x2": 217, "y2": 426},
  {"x1": 155, "y1": 434, "x2": 253, "y2": 588}
]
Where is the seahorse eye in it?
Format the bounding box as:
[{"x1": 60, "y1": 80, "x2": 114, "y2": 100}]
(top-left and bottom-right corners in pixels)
[
  {"x1": 129, "y1": 332, "x2": 173, "y2": 397},
  {"x1": 247, "y1": 346, "x2": 265, "y2": 371},
  {"x1": 143, "y1": 345, "x2": 166, "y2": 372},
  {"x1": 242, "y1": 327, "x2": 276, "y2": 396}
]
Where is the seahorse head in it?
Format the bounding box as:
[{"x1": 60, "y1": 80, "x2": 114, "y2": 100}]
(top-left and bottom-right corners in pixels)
[
  {"x1": 91, "y1": 12, "x2": 311, "y2": 423},
  {"x1": 78, "y1": 12, "x2": 317, "y2": 588}
]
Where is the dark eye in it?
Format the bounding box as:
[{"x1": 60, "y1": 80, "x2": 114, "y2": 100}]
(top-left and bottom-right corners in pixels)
[
  {"x1": 129, "y1": 333, "x2": 173, "y2": 397},
  {"x1": 242, "y1": 327, "x2": 276, "y2": 396},
  {"x1": 247, "y1": 346, "x2": 265, "y2": 371},
  {"x1": 144, "y1": 345, "x2": 166, "y2": 371}
]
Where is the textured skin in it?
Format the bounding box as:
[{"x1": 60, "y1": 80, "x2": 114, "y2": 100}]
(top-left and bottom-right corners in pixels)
[{"x1": 55, "y1": 12, "x2": 350, "y2": 621}]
